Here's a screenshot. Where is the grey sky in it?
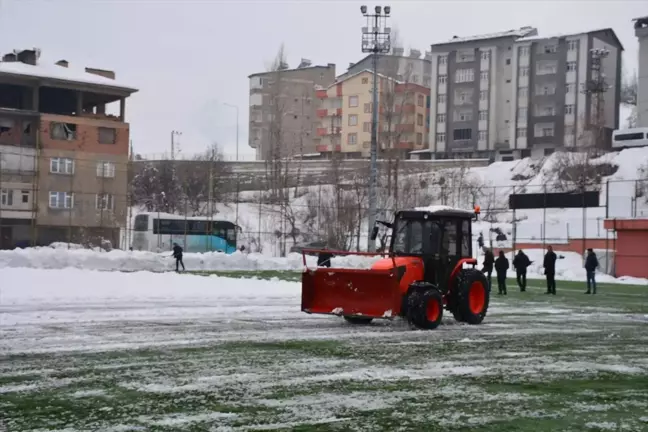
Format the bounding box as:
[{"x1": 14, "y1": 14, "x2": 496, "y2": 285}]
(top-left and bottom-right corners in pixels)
[{"x1": 0, "y1": 0, "x2": 641, "y2": 159}]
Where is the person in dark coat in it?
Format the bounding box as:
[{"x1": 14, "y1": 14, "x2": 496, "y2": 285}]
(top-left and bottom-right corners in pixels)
[
  {"x1": 317, "y1": 248, "x2": 334, "y2": 267},
  {"x1": 482, "y1": 248, "x2": 495, "y2": 291},
  {"x1": 543, "y1": 245, "x2": 557, "y2": 295},
  {"x1": 172, "y1": 243, "x2": 185, "y2": 272},
  {"x1": 513, "y1": 250, "x2": 532, "y2": 292},
  {"x1": 494, "y1": 250, "x2": 509, "y2": 295},
  {"x1": 584, "y1": 248, "x2": 599, "y2": 294}
]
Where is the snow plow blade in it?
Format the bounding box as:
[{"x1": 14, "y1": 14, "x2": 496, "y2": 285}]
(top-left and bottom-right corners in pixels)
[{"x1": 301, "y1": 268, "x2": 401, "y2": 319}]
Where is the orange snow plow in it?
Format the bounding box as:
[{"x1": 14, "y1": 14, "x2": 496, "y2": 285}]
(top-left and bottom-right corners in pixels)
[{"x1": 300, "y1": 206, "x2": 489, "y2": 329}]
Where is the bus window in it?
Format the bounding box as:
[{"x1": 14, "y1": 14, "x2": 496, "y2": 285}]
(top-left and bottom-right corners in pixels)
[
  {"x1": 134, "y1": 215, "x2": 149, "y2": 231},
  {"x1": 227, "y1": 229, "x2": 236, "y2": 242},
  {"x1": 189, "y1": 220, "x2": 208, "y2": 233}
]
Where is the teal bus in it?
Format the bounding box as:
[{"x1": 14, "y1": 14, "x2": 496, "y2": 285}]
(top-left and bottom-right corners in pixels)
[{"x1": 132, "y1": 212, "x2": 240, "y2": 253}]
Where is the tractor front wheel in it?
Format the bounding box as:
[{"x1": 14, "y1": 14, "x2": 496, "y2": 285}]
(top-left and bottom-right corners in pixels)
[
  {"x1": 453, "y1": 268, "x2": 490, "y2": 324},
  {"x1": 409, "y1": 288, "x2": 444, "y2": 330},
  {"x1": 343, "y1": 316, "x2": 373, "y2": 325}
]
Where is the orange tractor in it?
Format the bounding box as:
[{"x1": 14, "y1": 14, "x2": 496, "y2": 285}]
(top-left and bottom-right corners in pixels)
[{"x1": 301, "y1": 206, "x2": 489, "y2": 330}]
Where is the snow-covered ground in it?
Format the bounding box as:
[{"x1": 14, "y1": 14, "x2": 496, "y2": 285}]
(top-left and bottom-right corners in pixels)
[
  {"x1": 1, "y1": 245, "x2": 646, "y2": 285},
  {"x1": 2, "y1": 269, "x2": 648, "y2": 431}
]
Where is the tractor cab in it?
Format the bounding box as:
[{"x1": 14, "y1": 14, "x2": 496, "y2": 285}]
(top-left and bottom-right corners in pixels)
[{"x1": 384, "y1": 207, "x2": 476, "y2": 293}]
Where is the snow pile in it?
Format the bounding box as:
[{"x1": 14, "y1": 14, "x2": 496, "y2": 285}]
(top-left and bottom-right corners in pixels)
[{"x1": 0, "y1": 247, "x2": 381, "y2": 272}]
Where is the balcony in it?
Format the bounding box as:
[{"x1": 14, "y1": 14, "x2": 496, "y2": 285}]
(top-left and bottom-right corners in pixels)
[
  {"x1": 395, "y1": 124, "x2": 415, "y2": 133},
  {"x1": 316, "y1": 109, "x2": 328, "y2": 118},
  {"x1": 396, "y1": 141, "x2": 415, "y2": 150},
  {"x1": 316, "y1": 89, "x2": 328, "y2": 99},
  {"x1": 316, "y1": 144, "x2": 330, "y2": 152},
  {"x1": 316, "y1": 128, "x2": 328, "y2": 137}
]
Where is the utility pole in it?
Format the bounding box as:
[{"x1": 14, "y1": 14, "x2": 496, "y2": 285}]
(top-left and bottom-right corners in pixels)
[
  {"x1": 171, "y1": 130, "x2": 182, "y2": 160},
  {"x1": 580, "y1": 48, "x2": 610, "y2": 151},
  {"x1": 361, "y1": 4, "x2": 391, "y2": 252},
  {"x1": 224, "y1": 103, "x2": 240, "y2": 161}
]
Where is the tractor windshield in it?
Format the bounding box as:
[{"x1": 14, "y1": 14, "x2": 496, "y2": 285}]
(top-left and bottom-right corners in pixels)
[{"x1": 392, "y1": 219, "x2": 441, "y2": 255}]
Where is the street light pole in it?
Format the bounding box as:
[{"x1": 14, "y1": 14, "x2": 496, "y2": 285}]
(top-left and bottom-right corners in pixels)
[
  {"x1": 224, "y1": 103, "x2": 240, "y2": 161},
  {"x1": 361, "y1": 5, "x2": 391, "y2": 252}
]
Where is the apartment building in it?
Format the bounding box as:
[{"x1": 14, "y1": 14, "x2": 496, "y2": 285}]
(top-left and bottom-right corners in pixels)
[
  {"x1": 314, "y1": 69, "x2": 430, "y2": 158},
  {"x1": 340, "y1": 48, "x2": 433, "y2": 87},
  {"x1": 0, "y1": 48, "x2": 137, "y2": 249},
  {"x1": 635, "y1": 16, "x2": 648, "y2": 127},
  {"x1": 248, "y1": 60, "x2": 336, "y2": 160},
  {"x1": 511, "y1": 29, "x2": 623, "y2": 158},
  {"x1": 428, "y1": 26, "x2": 538, "y2": 161}
]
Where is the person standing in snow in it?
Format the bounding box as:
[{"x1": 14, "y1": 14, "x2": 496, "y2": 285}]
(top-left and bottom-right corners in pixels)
[
  {"x1": 513, "y1": 250, "x2": 531, "y2": 292},
  {"x1": 543, "y1": 245, "x2": 557, "y2": 295},
  {"x1": 584, "y1": 248, "x2": 599, "y2": 294},
  {"x1": 494, "y1": 250, "x2": 509, "y2": 295},
  {"x1": 481, "y1": 248, "x2": 495, "y2": 291},
  {"x1": 172, "y1": 242, "x2": 185, "y2": 272}
]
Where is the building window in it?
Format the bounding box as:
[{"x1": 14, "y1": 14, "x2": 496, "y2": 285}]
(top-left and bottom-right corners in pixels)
[
  {"x1": 565, "y1": 83, "x2": 576, "y2": 93},
  {"x1": 436, "y1": 133, "x2": 446, "y2": 143},
  {"x1": 96, "y1": 161, "x2": 116, "y2": 178},
  {"x1": 438, "y1": 75, "x2": 447, "y2": 84},
  {"x1": 362, "y1": 77, "x2": 369, "y2": 84},
  {"x1": 21, "y1": 190, "x2": 29, "y2": 203},
  {"x1": 536, "y1": 61, "x2": 557, "y2": 75},
  {"x1": 519, "y1": 67, "x2": 529, "y2": 77},
  {"x1": 49, "y1": 191, "x2": 74, "y2": 209},
  {"x1": 0, "y1": 189, "x2": 13, "y2": 206},
  {"x1": 438, "y1": 56, "x2": 447, "y2": 65},
  {"x1": 412, "y1": 75, "x2": 419, "y2": 84},
  {"x1": 96, "y1": 193, "x2": 114, "y2": 211},
  {"x1": 50, "y1": 157, "x2": 74, "y2": 175},
  {"x1": 540, "y1": 127, "x2": 554, "y2": 137},
  {"x1": 423, "y1": 76, "x2": 431, "y2": 87},
  {"x1": 566, "y1": 62, "x2": 577, "y2": 72},
  {"x1": 437, "y1": 94, "x2": 446, "y2": 104},
  {"x1": 455, "y1": 68, "x2": 475, "y2": 83},
  {"x1": 516, "y1": 127, "x2": 527, "y2": 138},
  {"x1": 481, "y1": 51, "x2": 490, "y2": 60},
  {"x1": 518, "y1": 87, "x2": 529, "y2": 97},
  {"x1": 568, "y1": 40, "x2": 578, "y2": 51},
  {"x1": 565, "y1": 125, "x2": 575, "y2": 136},
  {"x1": 363, "y1": 122, "x2": 371, "y2": 132},
  {"x1": 437, "y1": 114, "x2": 446, "y2": 123},
  {"x1": 455, "y1": 88, "x2": 473, "y2": 105},
  {"x1": 518, "y1": 46, "x2": 530, "y2": 57},
  {"x1": 98, "y1": 127, "x2": 116, "y2": 144},
  {"x1": 480, "y1": 71, "x2": 489, "y2": 81},
  {"x1": 454, "y1": 110, "x2": 473, "y2": 122},
  {"x1": 50, "y1": 122, "x2": 77, "y2": 141},
  {"x1": 348, "y1": 133, "x2": 357, "y2": 145},
  {"x1": 517, "y1": 107, "x2": 528, "y2": 118},
  {"x1": 479, "y1": 90, "x2": 488, "y2": 101},
  {"x1": 564, "y1": 105, "x2": 575, "y2": 115},
  {"x1": 453, "y1": 128, "x2": 472, "y2": 141},
  {"x1": 416, "y1": 132, "x2": 423, "y2": 145},
  {"x1": 364, "y1": 103, "x2": 372, "y2": 113},
  {"x1": 417, "y1": 94, "x2": 425, "y2": 107},
  {"x1": 348, "y1": 114, "x2": 358, "y2": 126},
  {"x1": 417, "y1": 113, "x2": 424, "y2": 126},
  {"x1": 457, "y1": 50, "x2": 475, "y2": 63},
  {"x1": 505, "y1": 58, "x2": 511, "y2": 65},
  {"x1": 542, "y1": 44, "x2": 557, "y2": 54},
  {"x1": 478, "y1": 130, "x2": 487, "y2": 141},
  {"x1": 536, "y1": 84, "x2": 556, "y2": 95},
  {"x1": 478, "y1": 110, "x2": 488, "y2": 121},
  {"x1": 349, "y1": 95, "x2": 359, "y2": 107}
]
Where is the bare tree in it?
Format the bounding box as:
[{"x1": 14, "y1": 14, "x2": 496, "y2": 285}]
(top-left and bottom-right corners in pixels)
[
  {"x1": 621, "y1": 66, "x2": 638, "y2": 106},
  {"x1": 637, "y1": 163, "x2": 648, "y2": 204},
  {"x1": 179, "y1": 142, "x2": 230, "y2": 216}
]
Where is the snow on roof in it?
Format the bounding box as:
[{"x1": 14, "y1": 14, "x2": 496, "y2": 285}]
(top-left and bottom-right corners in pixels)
[
  {"x1": 433, "y1": 26, "x2": 537, "y2": 45},
  {"x1": 332, "y1": 68, "x2": 402, "y2": 87},
  {"x1": 414, "y1": 205, "x2": 476, "y2": 216},
  {"x1": 516, "y1": 28, "x2": 623, "y2": 50},
  {"x1": 0, "y1": 60, "x2": 137, "y2": 92}
]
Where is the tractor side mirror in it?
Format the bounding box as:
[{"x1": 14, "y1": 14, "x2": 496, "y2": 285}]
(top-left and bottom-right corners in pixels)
[{"x1": 370, "y1": 226, "x2": 379, "y2": 241}]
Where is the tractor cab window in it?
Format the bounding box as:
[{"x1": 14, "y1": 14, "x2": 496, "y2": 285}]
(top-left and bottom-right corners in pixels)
[
  {"x1": 393, "y1": 219, "x2": 440, "y2": 255},
  {"x1": 441, "y1": 220, "x2": 458, "y2": 256}
]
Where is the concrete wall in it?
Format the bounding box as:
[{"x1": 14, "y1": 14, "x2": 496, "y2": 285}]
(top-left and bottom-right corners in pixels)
[{"x1": 637, "y1": 19, "x2": 648, "y2": 127}]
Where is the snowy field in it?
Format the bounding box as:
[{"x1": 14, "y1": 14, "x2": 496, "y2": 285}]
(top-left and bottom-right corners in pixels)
[{"x1": 2, "y1": 269, "x2": 648, "y2": 431}]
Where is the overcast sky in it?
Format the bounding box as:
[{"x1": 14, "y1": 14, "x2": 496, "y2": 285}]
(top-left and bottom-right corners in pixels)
[{"x1": 0, "y1": 0, "x2": 641, "y2": 159}]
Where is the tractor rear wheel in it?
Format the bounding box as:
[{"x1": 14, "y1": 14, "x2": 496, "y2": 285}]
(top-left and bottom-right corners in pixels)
[
  {"x1": 453, "y1": 268, "x2": 489, "y2": 324},
  {"x1": 409, "y1": 288, "x2": 444, "y2": 330},
  {"x1": 343, "y1": 316, "x2": 373, "y2": 325}
]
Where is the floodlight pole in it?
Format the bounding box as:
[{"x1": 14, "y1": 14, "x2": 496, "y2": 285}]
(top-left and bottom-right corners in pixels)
[{"x1": 361, "y1": 5, "x2": 391, "y2": 252}]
